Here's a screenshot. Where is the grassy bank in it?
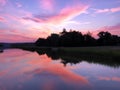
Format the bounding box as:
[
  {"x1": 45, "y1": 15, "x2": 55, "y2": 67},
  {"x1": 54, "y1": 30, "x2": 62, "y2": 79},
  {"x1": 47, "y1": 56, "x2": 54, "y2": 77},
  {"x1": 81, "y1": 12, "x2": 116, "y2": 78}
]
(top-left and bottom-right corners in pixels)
[
  {"x1": 59, "y1": 46, "x2": 120, "y2": 57},
  {"x1": 11, "y1": 44, "x2": 120, "y2": 58}
]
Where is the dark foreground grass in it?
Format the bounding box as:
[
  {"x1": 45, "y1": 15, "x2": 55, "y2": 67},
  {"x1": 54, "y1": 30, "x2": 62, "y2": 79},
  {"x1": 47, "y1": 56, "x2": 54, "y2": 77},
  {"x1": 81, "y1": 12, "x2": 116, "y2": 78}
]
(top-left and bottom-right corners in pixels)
[
  {"x1": 59, "y1": 46, "x2": 120, "y2": 57},
  {"x1": 9, "y1": 43, "x2": 120, "y2": 58}
]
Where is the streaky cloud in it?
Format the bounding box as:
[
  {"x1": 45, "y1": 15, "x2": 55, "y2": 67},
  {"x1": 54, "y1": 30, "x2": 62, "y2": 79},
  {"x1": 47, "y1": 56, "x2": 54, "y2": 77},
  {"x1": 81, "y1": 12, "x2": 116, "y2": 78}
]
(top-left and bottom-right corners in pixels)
[
  {"x1": 0, "y1": 31, "x2": 35, "y2": 42},
  {"x1": 23, "y1": 4, "x2": 89, "y2": 25},
  {"x1": 94, "y1": 6, "x2": 120, "y2": 13}
]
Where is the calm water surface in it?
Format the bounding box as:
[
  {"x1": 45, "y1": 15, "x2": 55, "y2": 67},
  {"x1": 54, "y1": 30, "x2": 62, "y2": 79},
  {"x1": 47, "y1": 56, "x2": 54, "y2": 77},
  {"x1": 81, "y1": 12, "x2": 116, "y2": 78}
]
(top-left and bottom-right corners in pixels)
[{"x1": 0, "y1": 49, "x2": 120, "y2": 90}]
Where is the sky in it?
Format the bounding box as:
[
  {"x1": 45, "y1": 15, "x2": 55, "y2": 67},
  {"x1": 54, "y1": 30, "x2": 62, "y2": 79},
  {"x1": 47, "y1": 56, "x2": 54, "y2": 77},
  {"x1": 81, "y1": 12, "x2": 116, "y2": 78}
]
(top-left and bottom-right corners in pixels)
[{"x1": 0, "y1": 0, "x2": 120, "y2": 42}]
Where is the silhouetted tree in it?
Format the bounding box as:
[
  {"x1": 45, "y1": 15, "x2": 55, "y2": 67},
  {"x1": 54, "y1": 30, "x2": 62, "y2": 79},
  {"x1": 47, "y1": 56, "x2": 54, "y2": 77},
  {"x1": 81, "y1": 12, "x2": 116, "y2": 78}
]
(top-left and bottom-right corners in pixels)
[
  {"x1": 84, "y1": 32, "x2": 96, "y2": 46},
  {"x1": 97, "y1": 31, "x2": 113, "y2": 45},
  {"x1": 47, "y1": 34, "x2": 59, "y2": 47},
  {"x1": 60, "y1": 28, "x2": 67, "y2": 35},
  {"x1": 35, "y1": 29, "x2": 120, "y2": 47},
  {"x1": 36, "y1": 38, "x2": 47, "y2": 46},
  {"x1": 59, "y1": 30, "x2": 84, "y2": 47},
  {"x1": 110, "y1": 35, "x2": 119, "y2": 45}
]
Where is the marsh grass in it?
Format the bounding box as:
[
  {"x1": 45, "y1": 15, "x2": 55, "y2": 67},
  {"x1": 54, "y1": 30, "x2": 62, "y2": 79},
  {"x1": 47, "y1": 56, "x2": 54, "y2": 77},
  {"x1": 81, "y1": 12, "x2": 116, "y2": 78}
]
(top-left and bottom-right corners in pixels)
[{"x1": 59, "y1": 46, "x2": 120, "y2": 57}]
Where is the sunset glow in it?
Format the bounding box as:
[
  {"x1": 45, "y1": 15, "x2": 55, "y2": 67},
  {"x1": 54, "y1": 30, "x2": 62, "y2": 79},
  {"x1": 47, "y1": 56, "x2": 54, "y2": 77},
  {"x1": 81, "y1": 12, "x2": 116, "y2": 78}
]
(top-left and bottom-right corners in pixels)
[{"x1": 0, "y1": 0, "x2": 120, "y2": 42}]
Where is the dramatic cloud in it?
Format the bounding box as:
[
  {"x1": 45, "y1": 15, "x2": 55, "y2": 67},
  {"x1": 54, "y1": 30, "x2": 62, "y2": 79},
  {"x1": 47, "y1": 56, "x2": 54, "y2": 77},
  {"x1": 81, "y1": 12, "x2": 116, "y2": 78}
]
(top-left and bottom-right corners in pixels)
[
  {"x1": 40, "y1": 0, "x2": 54, "y2": 11},
  {"x1": 23, "y1": 4, "x2": 89, "y2": 24},
  {"x1": 0, "y1": 0, "x2": 120, "y2": 42},
  {"x1": 95, "y1": 7, "x2": 120, "y2": 13},
  {"x1": 47, "y1": 5, "x2": 89, "y2": 24}
]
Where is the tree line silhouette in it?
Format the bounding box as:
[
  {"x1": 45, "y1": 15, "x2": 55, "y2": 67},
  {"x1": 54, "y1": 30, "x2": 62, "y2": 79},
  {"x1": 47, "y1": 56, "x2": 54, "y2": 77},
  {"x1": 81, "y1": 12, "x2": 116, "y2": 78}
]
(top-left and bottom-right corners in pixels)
[{"x1": 35, "y1": 28, "x2": 120, "y2": 47}]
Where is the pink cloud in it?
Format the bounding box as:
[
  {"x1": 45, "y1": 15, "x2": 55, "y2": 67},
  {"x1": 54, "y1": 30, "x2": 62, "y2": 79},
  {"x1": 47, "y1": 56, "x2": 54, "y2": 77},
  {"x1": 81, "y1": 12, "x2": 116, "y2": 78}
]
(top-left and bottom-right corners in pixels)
[
  {"x1": 0, "y1": 27, "x2": 51, "y2": 42},
  {"x1": 40, "y1": 0, "x2": 54, "y2": 11},
  {"x1": 48, "y1": 5, "x2": 89, "y2": 24},
  {"x1": 0, "y1": 0, "x2": 6, "y2": 6},
  {"x1": 0, "y1": 16, "x2": 5, "y2": 22},
  {"x1": 95, "y1": 9, "x2": 109, "y2": 13},
  {"x1": 0, "y1": 34, "x2": 34, "y2": 42},
  {"x1": 111, "y1": 7, "x2": 120, "y2": 12},
  {"x1": 95, "y1": 7, "x2": 120, "y2": 13},
  {"x1": 23, "y1": 4, "x2": 89, "y2": 24},
  {"x1": 97, "y1": 23, "x2": 120, "y2": 35},
  {"x1": 0, "y1": 30, "x2": 35, "y2": 42},
  {"x1": 23, "y1": 17, "x2": 43, "y2": 23},
  {"x1": 0, "y1": 70, "x2": 7, "y2": 76},
  {"x1": 3, "y1": 14, "x2": 18, "y2": 20},
  {"x1": 30, "y1": 27, "x2": 51, "y2": 38},
  {"x1": 92, "y1": 23, "x2": 120, "y2": 38}
]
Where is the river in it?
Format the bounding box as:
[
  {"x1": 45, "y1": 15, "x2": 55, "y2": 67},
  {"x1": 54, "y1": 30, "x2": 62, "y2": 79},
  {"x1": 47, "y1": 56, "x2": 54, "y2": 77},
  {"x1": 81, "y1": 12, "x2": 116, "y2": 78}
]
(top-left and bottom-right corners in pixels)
[{"x1": 0, "y1": 49, "x2": 120, "y2": 90}]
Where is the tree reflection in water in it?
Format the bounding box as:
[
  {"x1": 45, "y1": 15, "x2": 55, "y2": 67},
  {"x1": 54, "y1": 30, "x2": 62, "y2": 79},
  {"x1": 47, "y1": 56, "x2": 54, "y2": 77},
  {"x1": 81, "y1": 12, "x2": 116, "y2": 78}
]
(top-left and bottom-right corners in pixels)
[{"x1": 1, "y1": 47, "x2": 119, "y2": 68}]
